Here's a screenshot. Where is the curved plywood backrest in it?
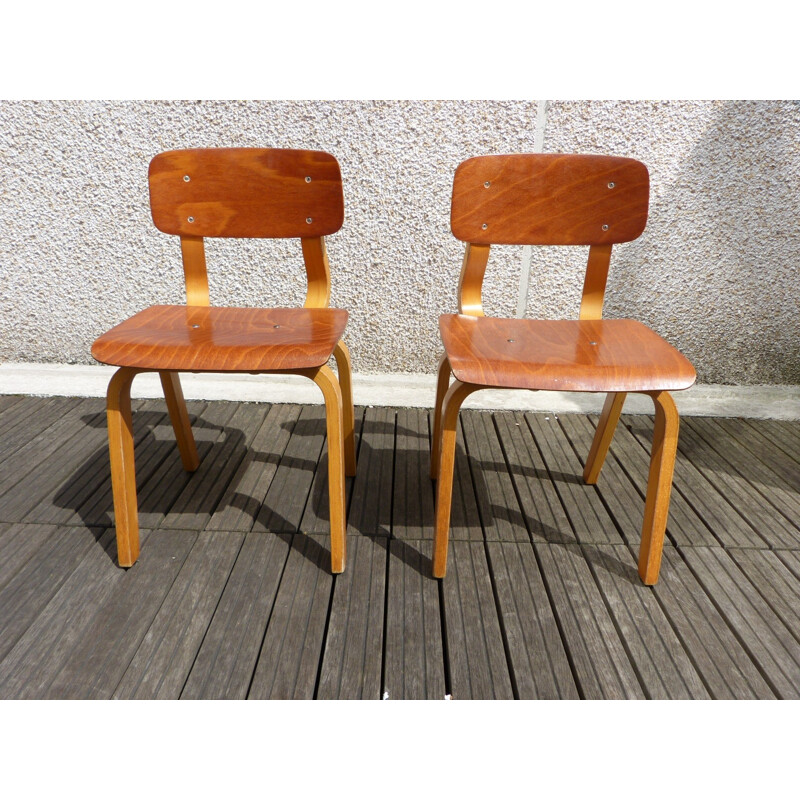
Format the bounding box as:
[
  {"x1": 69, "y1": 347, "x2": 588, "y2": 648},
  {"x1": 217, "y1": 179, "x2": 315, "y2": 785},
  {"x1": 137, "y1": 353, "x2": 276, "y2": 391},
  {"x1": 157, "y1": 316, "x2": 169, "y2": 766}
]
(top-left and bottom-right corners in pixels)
[
  {"x1": 149, "y1": 148, "x2": 344, "y2": 238},
  {"x1": 451, "y1": 153, "x2": 649, "y2": 245}
]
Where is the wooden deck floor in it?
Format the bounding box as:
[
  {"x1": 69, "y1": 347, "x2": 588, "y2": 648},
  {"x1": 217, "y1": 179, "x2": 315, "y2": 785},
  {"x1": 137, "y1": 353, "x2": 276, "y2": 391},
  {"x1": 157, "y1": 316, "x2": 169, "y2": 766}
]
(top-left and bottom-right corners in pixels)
[{"x1": 0, "y1": 393, "x2": 798, "y2": 699}]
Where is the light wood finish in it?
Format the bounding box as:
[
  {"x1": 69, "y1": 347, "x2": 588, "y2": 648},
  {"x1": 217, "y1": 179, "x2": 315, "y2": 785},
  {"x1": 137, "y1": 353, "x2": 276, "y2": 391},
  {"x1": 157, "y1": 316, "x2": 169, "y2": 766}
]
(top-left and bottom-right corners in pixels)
[
  {"x1": 433, "y1": 153, "x2": 695, "y2": 585},
  {"x1": 303, "y1": 365, "x2": 347, "y2": 573},
  {"x1": 179, "y1": 235, "x2": 210, "y2": 306},
  {"x1": 457, "y1": 243, "x2": 490, "y2": 317},
  {"x1": 159, "y1": 371, "x2": 200, "y2": 472},
  {"x1": 432, "y1": 379, "x2": 482, "y2": 577},
  {"x1": 301, "y1": 236, "x2": 332, "y2": 309},
  {"x1": 332, "y1": 341, "x2": 357, "y2": 476},
  {"x1": 639, "y1": 391, "x2": 680, "y2": 585},
  {"x1": 583, "y1": 391, "x2": 626, "y2": 484},
  {"x1": 578, "y1": 244, "x2": 613, "y2": 320},
  {"x1": 430, "y1": 353, "x2": 452, "y2": 479},
  {"x1": 451, "y1": 154, "x2": 649, "y2": 246},
  {"x1": 93, "y1": 148, "x2": 353, "y2": 574},
  {"x1": 106, "y1": 367, "x2": 142, "y2": 567}
]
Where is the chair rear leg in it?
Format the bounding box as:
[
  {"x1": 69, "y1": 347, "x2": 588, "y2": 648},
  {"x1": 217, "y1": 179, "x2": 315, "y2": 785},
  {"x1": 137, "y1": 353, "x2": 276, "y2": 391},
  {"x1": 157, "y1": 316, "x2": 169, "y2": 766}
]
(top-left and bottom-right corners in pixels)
[
  {"x1": 639, "y1": 390, "x2": 680, "y2": 585},
  {"x1": 310, "y1": 365, "x2": 347, "y2": 574},
  {"x1": 107, "y1": 367, "x2": 141, "y2": 567},
  {"x1": 333, "y1": 341, "x2": 357, "y2": 477},
  {"x1": 433, "y1": 379, "x2": 479, "y2": 578},
  {"x1": 159, "y1": 371, "x2": 200, "y2": 471},
  {"x1": 430, "y1": 353, "x2": 452, "y2": 479},
  {"x1": 583, "y1": 392, "x2": 626, "y2": 484}
]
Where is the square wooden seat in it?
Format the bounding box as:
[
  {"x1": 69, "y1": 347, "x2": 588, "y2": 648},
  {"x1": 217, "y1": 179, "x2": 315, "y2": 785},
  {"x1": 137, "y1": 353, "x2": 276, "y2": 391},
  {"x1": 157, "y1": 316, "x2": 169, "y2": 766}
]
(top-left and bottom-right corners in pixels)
[
  {"x1": 431, "y1": 153, "x2": 697, "y2": 585},
  {"x1": 92, "y1": 148, "x2": 356, "y2": 573}
]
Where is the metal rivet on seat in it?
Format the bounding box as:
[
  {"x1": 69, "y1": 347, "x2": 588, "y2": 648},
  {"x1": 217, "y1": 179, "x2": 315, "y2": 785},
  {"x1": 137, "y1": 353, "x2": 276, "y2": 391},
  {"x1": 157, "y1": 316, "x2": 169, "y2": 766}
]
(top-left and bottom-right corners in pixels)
[
  {"x1": 306, "y1": 217, "x2": 313, "y2": 224},
  {"x1": 507, "y1": 339, "x2": 515, "y2": 343},
  {"x1": 187, "y1": 216, "x2": 195, "y2": 223},
  {"x1": 191, "y1": 324, "x2": 199, "y2": 329},
  {"x1": 590, "y1": 341, "x2": 597, "y2": 345},
  {"x1": 484, "y1": 181, "x2": 490, "y2": 188},
  {"x1": 305, "y1": 176, "x2": 312, "y2": 183},
  {"x1": 183, "y1": 175, "x2": 191, "y2": 182},
  {"x1": 607, "y1": 182, "x2": 615, "y2": 189},
  {"x1": 482, "y1": 223, "x2": 488, "y2": 230},
  {"x1": 602, "y1": 224, "x2": 609, "y2": 231},
  {"x1": 273, "y1": 324, "x2": 281, "y2": 329}
]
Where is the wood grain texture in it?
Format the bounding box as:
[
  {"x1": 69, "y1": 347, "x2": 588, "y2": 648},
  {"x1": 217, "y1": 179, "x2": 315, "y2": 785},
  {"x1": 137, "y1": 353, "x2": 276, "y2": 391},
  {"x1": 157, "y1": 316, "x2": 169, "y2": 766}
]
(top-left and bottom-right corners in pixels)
[
  {"x1": 92, "y1": 305, "x2": 348, "y2": 372},
  {"x1": 440, "y1": 316, "x2": 696, "y2": 392},
  {"x1": 451, "y1": 153, "x2": 649, "y2": 245},
  {"x1": 149, "y1": 148, "x2": 344, "y2": 238}
]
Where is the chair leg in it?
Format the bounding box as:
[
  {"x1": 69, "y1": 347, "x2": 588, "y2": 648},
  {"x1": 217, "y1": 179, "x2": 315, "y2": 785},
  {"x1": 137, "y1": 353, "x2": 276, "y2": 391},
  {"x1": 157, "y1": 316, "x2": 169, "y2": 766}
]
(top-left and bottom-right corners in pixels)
[
  {"x1": 309, "y1": 365, "x2": 347, "y2": 574},
  {"x1": 583, "y1": 392, "x2": 627, "y2": 484},
  {"x1": 639, "y1": 390, "x2": 680, "y2": 585},
  {"x1": 159, "y1": 371, "x2": 200, "y2": 471},
  {"x1": 107, "y1": 367, "x2": 142, "y2": 567},
  {"x1": 430, "y1": 353, "x2": 452, "y2": 479},
  {"x1": 433, "y1": 379, "x2": 480, "y2": 578},
  {"x1": 333, "y1": 341, "x2": 357, "y2": 477}
]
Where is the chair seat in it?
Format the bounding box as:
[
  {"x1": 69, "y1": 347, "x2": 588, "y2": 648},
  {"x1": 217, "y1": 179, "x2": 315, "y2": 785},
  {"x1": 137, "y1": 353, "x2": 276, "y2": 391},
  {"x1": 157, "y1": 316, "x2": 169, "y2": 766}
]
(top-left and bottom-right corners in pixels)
[
  {"x1": 92, "y1": 305, "x2": 348, "y2": 372},
  {"x1": 440, "y1": 315, "x2": 696, "y2": 393}
]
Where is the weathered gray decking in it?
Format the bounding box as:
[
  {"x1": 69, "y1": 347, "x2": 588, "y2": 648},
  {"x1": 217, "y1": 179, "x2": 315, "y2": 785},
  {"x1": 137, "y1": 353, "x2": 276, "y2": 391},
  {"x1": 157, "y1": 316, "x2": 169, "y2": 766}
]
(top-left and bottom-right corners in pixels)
[{"x1": 0, "y1": 393, "x2": 798, "y2": 699}]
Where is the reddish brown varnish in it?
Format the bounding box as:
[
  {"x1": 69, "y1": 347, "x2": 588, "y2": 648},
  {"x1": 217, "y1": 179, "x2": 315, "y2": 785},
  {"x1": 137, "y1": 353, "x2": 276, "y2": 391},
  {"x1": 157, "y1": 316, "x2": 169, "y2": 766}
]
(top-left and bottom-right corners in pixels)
[
  {"x1": 93, "y1": 148, "x2": 354, "y2": 575},
  {"x1": 92, "y1": 306, "x2": 348, "y2": 372},
  {"x1": 439, "y1": 316, "x2": 696, "y2": 393},
  {"x1": 433, "y1": 153, "x2": 695, "y2": 587}
]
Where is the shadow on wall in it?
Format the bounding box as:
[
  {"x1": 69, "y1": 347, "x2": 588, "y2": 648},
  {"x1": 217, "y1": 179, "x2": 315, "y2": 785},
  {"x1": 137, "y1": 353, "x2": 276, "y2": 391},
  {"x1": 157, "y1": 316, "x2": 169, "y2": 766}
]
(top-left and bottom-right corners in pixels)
[{"x1": 610, "y1": 100, "x2": 800, "y2": 385}]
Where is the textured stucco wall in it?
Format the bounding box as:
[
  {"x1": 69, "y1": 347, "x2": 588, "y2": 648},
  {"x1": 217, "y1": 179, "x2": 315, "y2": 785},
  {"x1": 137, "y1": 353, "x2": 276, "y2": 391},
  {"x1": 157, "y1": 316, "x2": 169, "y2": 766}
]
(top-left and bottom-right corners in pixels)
[{"x1": 1, "y1": 100, "x2": 798, "y2": 384}]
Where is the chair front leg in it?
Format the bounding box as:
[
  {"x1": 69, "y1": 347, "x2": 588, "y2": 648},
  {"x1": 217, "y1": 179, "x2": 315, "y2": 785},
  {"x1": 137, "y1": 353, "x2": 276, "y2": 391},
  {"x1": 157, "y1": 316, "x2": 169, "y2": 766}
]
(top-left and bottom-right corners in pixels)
[
  {"x1": 159, "y1": 371, "x2": 200, "y2": 471},
  {"x1": 433, "y1": 379, "x2": 480, "y2": 578},
  {"x1": 639, "y1": 390, "x2": 680, "y2": 585},
  {"x1": 333, "y1": 341, "x2": 356, "y2": 477},
  {"x1": 430, "y1": 353, "x2": 452, "y2": 479},
  {"x1": 583, "y1": 392, "x2": 627, "y2": 484},
  {"x1": 308, "y1": 365, "x2": 347, "y2": 574},
  {"x1": 107, "y1": 367, "x2": 142, "y2": 567}
]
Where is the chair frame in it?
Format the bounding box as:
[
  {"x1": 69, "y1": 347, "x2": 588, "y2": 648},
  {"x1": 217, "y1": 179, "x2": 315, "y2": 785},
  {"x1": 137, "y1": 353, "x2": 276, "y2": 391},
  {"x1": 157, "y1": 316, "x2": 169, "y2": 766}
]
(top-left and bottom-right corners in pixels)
[
  {"x1": 431, "y1": 155, "x2": 692, "y2": 585},
  {"x1": 95, "y1": 148, "x2": 356, "y2": 574}
]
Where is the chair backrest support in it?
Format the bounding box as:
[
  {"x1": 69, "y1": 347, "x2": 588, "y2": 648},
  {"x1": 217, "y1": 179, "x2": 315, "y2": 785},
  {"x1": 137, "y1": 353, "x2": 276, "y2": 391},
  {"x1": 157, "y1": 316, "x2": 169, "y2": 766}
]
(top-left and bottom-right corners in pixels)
[
  {"x1": 148, "y1": 148, "x2": 344, "y2": 308},
  {"x1": 451, "y1": 154, "x2": 650, "y2": 320}
]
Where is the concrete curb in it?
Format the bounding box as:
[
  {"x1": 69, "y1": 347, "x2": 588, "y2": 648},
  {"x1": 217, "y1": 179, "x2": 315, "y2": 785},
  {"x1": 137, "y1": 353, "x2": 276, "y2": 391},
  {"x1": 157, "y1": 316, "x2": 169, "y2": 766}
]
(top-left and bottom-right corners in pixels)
[{"x1": 1, "y1": 362, "x2": 798, "y2": 420}]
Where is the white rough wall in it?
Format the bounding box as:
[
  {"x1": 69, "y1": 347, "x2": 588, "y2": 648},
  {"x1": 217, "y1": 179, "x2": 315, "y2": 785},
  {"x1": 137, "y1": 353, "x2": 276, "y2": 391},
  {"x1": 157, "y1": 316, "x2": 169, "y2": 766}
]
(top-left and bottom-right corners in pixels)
[{"x1": 1, "y1": 100, "x2": 798, "y2": 384}]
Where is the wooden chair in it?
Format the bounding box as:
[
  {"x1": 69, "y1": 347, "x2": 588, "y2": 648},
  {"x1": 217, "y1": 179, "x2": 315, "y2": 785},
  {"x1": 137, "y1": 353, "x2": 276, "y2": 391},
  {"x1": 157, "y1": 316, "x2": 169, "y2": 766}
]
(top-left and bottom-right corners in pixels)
[
  {"x1": 431, "y1": 153, "x2": 696, "y2": 585},
  {"x1": 92, "y1": 148, "x2": 356, "y2": 573}
]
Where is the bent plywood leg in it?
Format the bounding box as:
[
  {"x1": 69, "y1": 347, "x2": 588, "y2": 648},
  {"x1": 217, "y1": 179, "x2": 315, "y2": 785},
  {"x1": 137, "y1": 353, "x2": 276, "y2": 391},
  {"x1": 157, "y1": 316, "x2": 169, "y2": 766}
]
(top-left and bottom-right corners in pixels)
[
  {"x1": 583, "y1": 392, "x2": 627, "y2": 484},
  {"x1": 309, "y1": 365, "x2": 347, "y2": 573},
  {"x1": 159, "y1": 371, "x2": 200, "y2": 471},
  {"x1": 639, "y1": 391, "x2": 680, "y2": 585},
  {"x1": 333, "y1": 341, "x2": 356, "y2": 477},
  {"x1": 430, "y1": 353, "x2": 452, "y2": 479},
  {"x1": 107, "y1": 367, "x2": 142, "y2": 567},
  {"x1": 433, "y1": 380, "x2": 480, "y2": 578}
]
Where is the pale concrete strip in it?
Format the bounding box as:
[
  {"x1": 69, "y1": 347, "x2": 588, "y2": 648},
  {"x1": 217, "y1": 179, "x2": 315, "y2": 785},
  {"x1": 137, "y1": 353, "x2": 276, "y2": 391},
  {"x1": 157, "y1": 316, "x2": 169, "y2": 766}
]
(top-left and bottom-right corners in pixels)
[{"x1": 0, "y1": 362, "x2": 798, "y2": 419}]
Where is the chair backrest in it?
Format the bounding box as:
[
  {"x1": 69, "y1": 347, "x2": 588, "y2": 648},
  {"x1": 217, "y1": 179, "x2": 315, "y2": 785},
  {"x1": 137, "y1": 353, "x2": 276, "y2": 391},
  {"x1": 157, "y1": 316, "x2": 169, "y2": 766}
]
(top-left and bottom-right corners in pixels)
[
  {"x1": 147, "y1": 148, "x2": 344, "y2": 308},
  {"x1": 449, "y1": 153, "x2": 650, "y2": 319},
  {"x1": 451, "y1": 153, "x2": 649, "y2": 246},
  {"x1": 149, "y1": 148, "x2": 344, "y2": 238}
]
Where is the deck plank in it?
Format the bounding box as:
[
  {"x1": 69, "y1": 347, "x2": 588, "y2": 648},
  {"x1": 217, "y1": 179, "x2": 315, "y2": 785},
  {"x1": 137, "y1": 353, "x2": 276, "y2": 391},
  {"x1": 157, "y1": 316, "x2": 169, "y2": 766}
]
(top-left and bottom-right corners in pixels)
[
  {"x1": 180, "y1": 531, "x2": 292, "y2": 699},
  {"x1": 247, "y1": 534, "x2": 333, "y2": 700},
  {"x1": 383, "y1": 539, "x2": 446, "y2": 700},
  {"x1": 392, "y1": 408, "x2": 436, "y2": 540},
  {"x1": 441, "y1": 540, "x2": 514, "y2": 699},
  {"x1": 461, "y1": 410, "x2": 529, "y2": 542},
  {"x1": 525, "y1": 413, "x2": 624, "y2": 545},
  {"x1": 317, "y1": 533, "x2": 387, "y2": 699},
  {"x1": 485, "y1": 541, "x2": 579, "y2": 698},
  {"x1": 114, "y1": 529, "x2": 246, "y2": 699},
  {"x1": 679, "y1": 546, "x2": 800, "y2": 698}
]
